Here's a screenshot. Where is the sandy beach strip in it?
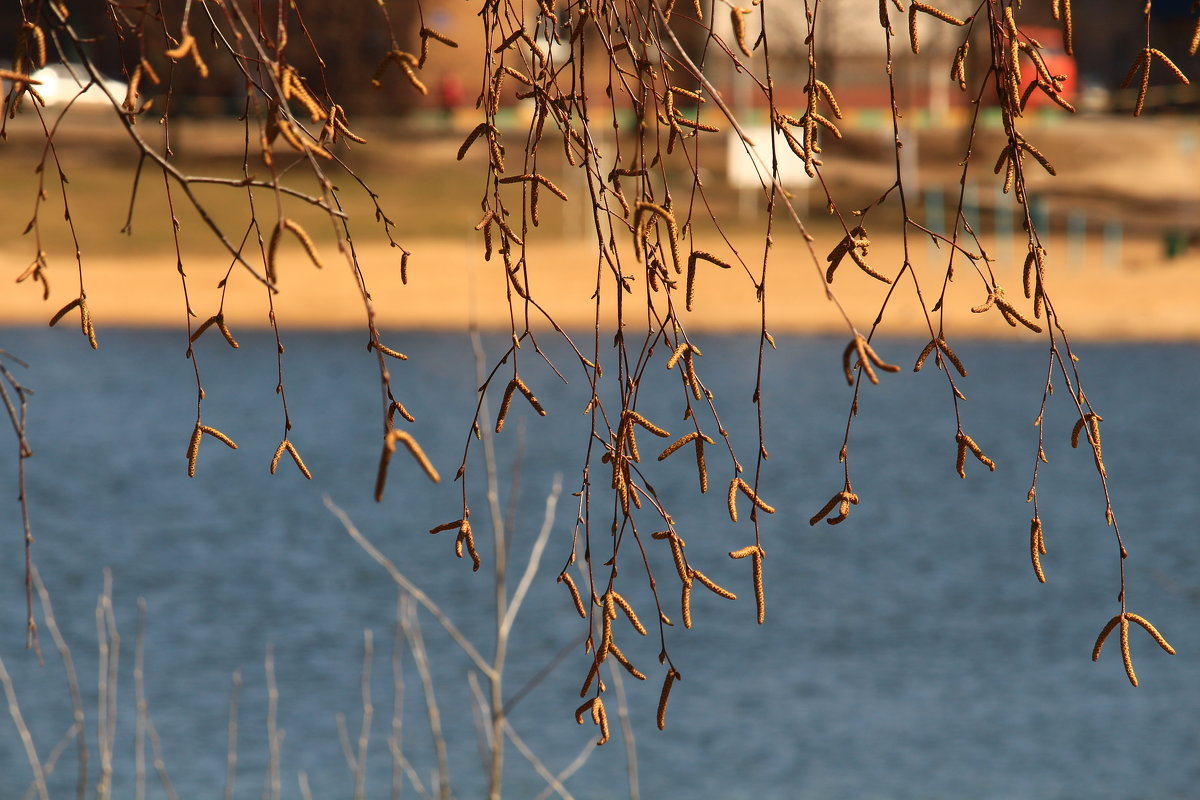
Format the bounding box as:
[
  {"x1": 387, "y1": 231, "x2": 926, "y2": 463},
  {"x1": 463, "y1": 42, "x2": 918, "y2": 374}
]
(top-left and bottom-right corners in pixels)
[{"x1": 3, "y1": 232, "x2": 1198, "y2": 341}]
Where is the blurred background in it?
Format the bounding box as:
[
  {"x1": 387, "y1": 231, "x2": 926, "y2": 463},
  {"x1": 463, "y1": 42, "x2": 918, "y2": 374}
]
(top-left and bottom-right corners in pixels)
[{"x1": 1, "y1": 1, "x2": 1198, "y2": 798}]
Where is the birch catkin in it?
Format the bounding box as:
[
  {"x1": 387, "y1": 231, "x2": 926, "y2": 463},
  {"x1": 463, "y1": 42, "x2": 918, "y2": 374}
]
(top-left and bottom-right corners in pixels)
[{"x1": 657, "y1": 669, "x2": 679, "y2": 730}]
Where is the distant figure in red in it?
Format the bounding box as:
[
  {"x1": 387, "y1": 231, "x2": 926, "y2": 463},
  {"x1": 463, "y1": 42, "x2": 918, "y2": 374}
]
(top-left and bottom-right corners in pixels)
[{"x1": 439, "y1": 73, "x2": 463, "y2": 129}]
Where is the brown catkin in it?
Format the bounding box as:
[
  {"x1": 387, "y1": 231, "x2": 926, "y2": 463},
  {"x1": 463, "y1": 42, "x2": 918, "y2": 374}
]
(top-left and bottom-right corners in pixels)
[
  {"x1": 935, "y1": 339, "x2": 966, "y2": 377},
  {"x1": 658, "y1": 431, "x2": 700, "y2": 460},
  {"x1": 691, "y1": 569, "x2": 736, "y2": 600},
  {"x1": 657, "y1": 669, "x2": 678, "y2": 730},
  {"x1": 1120, "y1": 614, "x2": 1137, "y2": 687},
  {"x1": 753, "y1": 549, "x2": 764, "y2": 624},
  {"x1": 48, "y1": 297, "x2": 82, "y2": 327},
  {"x1": 1061, "y1": 0, "x2": 1073, "y2": 54},
  {"x1": 670, "y1": 535, "x2": 691, "y2": 586},
  {"x1": 608, "y1": 642, "x2": 646, "y2": 680},
  {"x1": 913, "y1": 339, "x2": 937, "y2": 372},
  {"x1": 1150, "y1": 49, "x2": 1190, "y2": 85},
  {"x1": 1070, "y1": 417, "x2": 1086, "y2": 448},
  {"x1": 216, "y1": 318, "x2": 239, "y2": 349},
  {"x1": 559, "y1": 573, "x2": 586, "y2": 617},
  {"x1": 596, "y1": 698, "x2": 610, "y2": 745},
  {"x1": 666, "y1": 342, "x2": 690, "y2": 371},
  {"x1": 514, "y1": 377, "x2": 546, "y2": 416},
  {"x1": 186, "y1": 424, "x2": 203, "y2": 478},
  {"x1": 458, "y1": 123, "x2": 488, "y2": 160},
  {"x1": 736, "y1": 478, "x2": 775, "y2": 514},
  {"x1": 597, "y1": 610, "x2": 612, "y2": 664},
  {"x1": 611, "y1": 591, "x2": 648, "y2": 635},
  {"x1": 1125, "y1": 613, "x2": 1176, "y2": 655},
  {"x1": 727, "y1": 478, "x2": 739, "y2": 522},
  {"x1": 1091, "y1": 614, "x2": 1121, "y2": 661},
  {"x1": 496, "y1": 378, "x2": 519, "y2": 433},
  {"x1": 579, "y1": 659, "x2": 601, "y2": 697},
  {"x1": 681, "y1": 582, "x2": 693, "y2": 628},
  {"x1": 574, "y1": 697, "x2": 597, "y2": 725},
  {"x1": 731, "y1": 7, "x2": 752, "y2": 57},
  {"x1": 270, "y1": 440, "x2": 288, "y2": 474},
  {"x1": 1030, "y1": 517, "x2": 1046, "y2": 583},
  {"x1": 200, "y1": 425, "x2": 238, "y2": 450},
  {"x1": 284, "y1": 440, "x2": 312, "y2": 479},
  {"x1": 809, "y1": 492, "x2": 843, "y2": 526},
  {"x1": 695, "y1": 437, "x2": 709, "y2": 493},
  {"x1": 627, "y1": 410, "x2": 669, "y2": 438},
  {"x1": 386, "y1": 430, "x2": 441, "y2": 483}
]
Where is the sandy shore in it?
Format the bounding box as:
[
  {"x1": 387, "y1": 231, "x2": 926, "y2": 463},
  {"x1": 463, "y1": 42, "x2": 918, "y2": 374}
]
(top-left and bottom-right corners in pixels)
[{"x1": 3, "y1": 231, "x2": 1198, "y2": 341}]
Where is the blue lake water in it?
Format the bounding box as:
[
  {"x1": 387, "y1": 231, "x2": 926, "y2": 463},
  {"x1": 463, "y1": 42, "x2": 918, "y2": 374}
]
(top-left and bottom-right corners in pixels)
[{"x1": 1, "y1": 327, "x2": 1198, "y2": 799}]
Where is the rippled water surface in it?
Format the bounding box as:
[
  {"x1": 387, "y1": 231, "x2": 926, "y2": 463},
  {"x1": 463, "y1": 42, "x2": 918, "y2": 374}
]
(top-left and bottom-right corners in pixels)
[{"x1": 1, "y1": 328, "x2": 1197, "y2": 799}]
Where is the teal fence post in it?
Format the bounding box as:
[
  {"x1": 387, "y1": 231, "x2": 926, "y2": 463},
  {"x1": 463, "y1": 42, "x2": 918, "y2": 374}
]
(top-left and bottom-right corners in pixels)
[
  {"x1": 1104, "y1": 221, "x2": 1122, "y2": 270},
  {"x1": 1067, "y1": 210, "x2": 1086, "y2": 270}
]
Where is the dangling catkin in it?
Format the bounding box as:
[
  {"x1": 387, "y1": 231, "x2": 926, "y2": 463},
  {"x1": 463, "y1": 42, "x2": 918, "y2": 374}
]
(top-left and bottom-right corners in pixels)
[
  {"x1": 559, "y1": 572, "x2": 586, "y2": 617},
  {"x1": 1030, "y1": 517, "x2": 1046, "y2": 583},
  {"x1": 657, "y1": 668, "x2": 679, "y2": 730},
  {"x1": 691, "y1": 568, "x2": 736, "y2": 600}
]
